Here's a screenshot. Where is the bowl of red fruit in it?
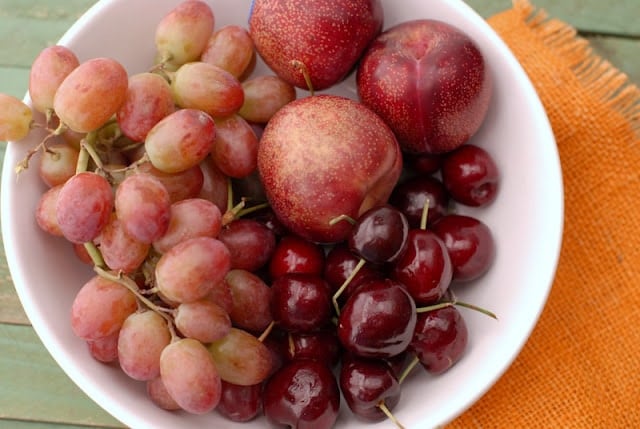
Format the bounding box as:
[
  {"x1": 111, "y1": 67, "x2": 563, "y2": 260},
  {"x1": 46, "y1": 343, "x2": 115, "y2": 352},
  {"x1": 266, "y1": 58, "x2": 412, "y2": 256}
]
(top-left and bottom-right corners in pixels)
[{"x1": 0, "y1": 0, "x2": 563, "y2": 428}]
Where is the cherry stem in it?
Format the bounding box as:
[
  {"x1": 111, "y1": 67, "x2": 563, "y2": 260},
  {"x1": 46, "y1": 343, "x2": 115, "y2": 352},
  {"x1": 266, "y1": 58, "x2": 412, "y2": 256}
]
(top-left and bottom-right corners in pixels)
[
  {"x1": 236, "y1": 202, "x2": 270, "y2": 218},
  {"x1": 416, "y1": 294, "x2": 497, "y2": 320},
  {"x1": 377, "y1": 400, "x2": 405, "y2": 429},
  {"x1": 258, "y1": 321, "x2": 275, "y2": 343},
  {"x1": 290, "y1": 60, "x2": 314, "y2": 95},
  {"x1": 332, "y1": 258, "x2": 366, "y2": 315},
  {"x1": 398, "y1": 355, "x2": 420, "y2": 385},
  {"x1": 328, "y1": 214, "x2": 356, "y2": 226},
  {"x1": 420, "y1": 199, "x2": 430, "y2": 230}
]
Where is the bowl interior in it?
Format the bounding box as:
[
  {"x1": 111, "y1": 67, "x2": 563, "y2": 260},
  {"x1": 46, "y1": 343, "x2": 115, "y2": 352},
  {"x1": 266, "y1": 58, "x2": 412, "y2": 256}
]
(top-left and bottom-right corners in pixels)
[{"x1": 1, "y1": 0, "x2": 563, "y2": 428}]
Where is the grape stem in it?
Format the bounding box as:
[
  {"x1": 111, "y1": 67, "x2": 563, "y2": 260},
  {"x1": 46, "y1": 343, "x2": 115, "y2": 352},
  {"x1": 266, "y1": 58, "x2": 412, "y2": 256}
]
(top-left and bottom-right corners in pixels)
[
  {"x1": 94, "y1": 266, "x2": 178, "y2": 339},
  {"x1": 83, "y1": 242, "x2": 105, "y2": 269}
]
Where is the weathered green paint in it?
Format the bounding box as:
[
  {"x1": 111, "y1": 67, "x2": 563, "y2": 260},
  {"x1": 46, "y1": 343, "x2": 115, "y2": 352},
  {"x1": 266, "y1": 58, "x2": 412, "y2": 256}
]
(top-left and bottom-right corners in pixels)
[{"x1": 0, "y1": 0, "x2": 638, "y2": 428}]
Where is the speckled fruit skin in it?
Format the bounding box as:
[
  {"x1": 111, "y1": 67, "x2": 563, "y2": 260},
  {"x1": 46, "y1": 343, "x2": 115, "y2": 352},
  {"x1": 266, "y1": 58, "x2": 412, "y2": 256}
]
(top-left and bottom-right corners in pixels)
[
  {"x1": 357, "y1": 19, "x2": 493, "y2": 154},
  {"x1": 249, "y1": 0, "x2": 383, "y2": 91},
  {"x1": 257, "y1": 95, "x2": 402, "y2": 244}
]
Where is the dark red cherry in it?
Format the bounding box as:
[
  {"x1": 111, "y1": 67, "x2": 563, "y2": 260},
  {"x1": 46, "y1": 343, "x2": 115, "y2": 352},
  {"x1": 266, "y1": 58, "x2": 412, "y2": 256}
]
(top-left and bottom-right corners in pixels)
[
  {"x1": 404, "y1": 152, "x2": 443, "y2": 175},
  {"x1": 389, "y1": 174, "x2": 449, "y2": 229},
  {"x1": 286, "y1": 330, "x2": 342, "y2": 367},
  {"x1": 409, "y1": 306, "x2": 468, "y2": 374},
  {"x1": 268, "y1": 235, "x2": 325, "y2": 279},
  {"x1": 337, "y1": 278, "x2": 417, "y2": 359},
  {"x1": 323, "y1": 243, "x2": 384, "y2": 302},
  {"x1": 392, "y1": 229, "x2": 453, "y2": 305},
  {"x1": 431, "y1": 214, "x2": 496, "y2": 282},
  {"x1": 339, "y1": 355, "x2": 401, "y2": 422},
  {"x1": 216, "y1": 381, "x2": 262, "y2": 422},
  {"x1": 263, "y1": 359, "x2": 340, "y2": 429},
  {"x1": 271, "y1": 273, "x2": 333, "y2": 332},
  {"x1": 441, "y1": 144, "x2": 499, "y2": 207},
  {"x1": 348, "y1": 204, "x2": 409, "y2": 264},
  {"x1": 218, "y1": 218, "x2": 276, "y2": 272}
]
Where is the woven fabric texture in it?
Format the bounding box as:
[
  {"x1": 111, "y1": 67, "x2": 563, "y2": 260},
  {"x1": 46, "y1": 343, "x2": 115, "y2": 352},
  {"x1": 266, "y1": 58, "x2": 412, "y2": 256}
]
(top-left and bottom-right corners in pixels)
[{"x1": 449, "y1": 1, "x2": 640, "y2": 427}]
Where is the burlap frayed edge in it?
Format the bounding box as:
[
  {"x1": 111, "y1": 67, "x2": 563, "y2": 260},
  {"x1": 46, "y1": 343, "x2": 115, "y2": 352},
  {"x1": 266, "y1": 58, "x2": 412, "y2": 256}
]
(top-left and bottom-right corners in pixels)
[{"x1": 512, "y1": 0, "x2": 640, "y2": 137}]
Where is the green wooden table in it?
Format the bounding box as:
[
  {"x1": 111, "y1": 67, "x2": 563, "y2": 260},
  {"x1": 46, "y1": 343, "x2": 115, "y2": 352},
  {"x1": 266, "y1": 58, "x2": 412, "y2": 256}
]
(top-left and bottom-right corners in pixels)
[{"x1": 0, "y1": 1, "x2": 638, "y2": 428}]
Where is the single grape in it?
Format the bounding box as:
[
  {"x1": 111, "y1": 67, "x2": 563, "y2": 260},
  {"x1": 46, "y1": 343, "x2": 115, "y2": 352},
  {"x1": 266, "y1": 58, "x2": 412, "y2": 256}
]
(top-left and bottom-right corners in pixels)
[
  {"x1": 116, "y1": 72, "x2": 175, "y2": 142},
  {"x1": 135, "y1": 161, "x2": 204, "y2": 204},
  {"x1": 70, "y1": 275, "x2": 137, "y2": 341},
  {"x1": 211, "y1": 114, "x2": 259, "y2": 178},
  {"x1": 152, "y1": 198, "x2": 222, "y2": 254},
  {"x1": 146, "y1": 376, "x2": 181, "y2": 411},
  {"x1": 115, "y1": 173, "x2": 171, "y2": 244},
  {"x1": 86, "y1": 331, "x2": 119, "y2": 363},
  {"x1": 98, "y1": 216, "x2": 150, "y2": 273},
  {"x1": 53, "y1": 57, "x2": 128, "y2": 133},
  {"x1": 217, "y1": 218, "x2": 276, "y2": 272},
  {"x1": 238, "y1": 75, "x2": 297, "y2": 124},
  {"x1": 216, "y1": 381, "x2": 263, "y2": 422},
  {"x1": 155, "y1": 237, "x2": 231, "y2": 303},
  {"x1": 203, "y1": 279, "x2": 234, "y2": 315},
  {"x1": 0, "y1": 93, "x2": 33, "y2": 141},
  {"x1": 155, "y1": 0, "x2": 215, "y2": 66},
  {"x1": 118, "y1": 310, "x2": 171, "y2": 381},
  {"x1": 207, "y1": 328, "x2": 272, "y2": 386},
  {"x1": 145, "y1": 108, "x2": 216, "y2": 174},
  {"x1": 263, "y1": 359, "x2": 340, "y2": 429},
  {"x1": 172, "y1": 62, "x2": 244, "y2": 118},
  {"x1": 160, "y1": 338, "x2": 222, "y2": 414},
  {"x1": 223, "y1": 269, "x2": 273, "y2": 333},
  {"x1": 35, "y1": 184, "x2": 64, "y2": 237},
  {"x1": 201, "y1": 25, "x2": 256, "y2": 79},
  {"x1": 28, "y1": 45, "x2": 79, "y2": 115},
  {"x1": 174, "y1": 299, "x2": 231, "y2": 343},
  {"x1": 198, "y1": 156, "x2": 229, "y2": 213},
  {"x1": 56, "y1": 172, "x2": 114, "y2": 243},
  {"x1": 37, "y1": 142, "x2": 79, "y2": 187}
]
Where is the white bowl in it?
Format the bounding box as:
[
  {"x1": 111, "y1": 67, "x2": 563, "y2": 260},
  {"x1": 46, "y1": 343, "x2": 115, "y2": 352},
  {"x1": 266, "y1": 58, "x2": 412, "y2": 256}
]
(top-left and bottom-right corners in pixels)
[{"x1": 1, "y1": 0, "x2": 563, "y2": 428}]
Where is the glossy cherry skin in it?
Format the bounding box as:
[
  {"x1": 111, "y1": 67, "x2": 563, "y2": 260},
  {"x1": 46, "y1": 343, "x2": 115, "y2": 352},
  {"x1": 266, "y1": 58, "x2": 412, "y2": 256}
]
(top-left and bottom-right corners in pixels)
[
  {"x1": 263, "y1": 359, "x2": 340, "y2": 429},
  {"x1": 286, "y1": 330, "x2": 342, "y2": 368},
  {"x1": 441, "y1": 144, "x2": 499, "y2": 207},
  {"x1": 348, "y1": 204, "x2": 409, "y2": 264},
  {"x1": 431, "y1": 214, "x2": 495, "y2": 282},
  {"x1": 404, "y1": 152, "x2": 443, "y2": 175},
  {"x1": 392, "y1": 229, "x2": 453, "y2": 305},
  {"x1": 409, "y1": 306, "x2": 468, "y2": 374},
  {"x1": 337, "y1": 278, "x2": 417, "y2": 358},
  {"x1": 218, "y1": 218, "x2": 277, "y2": 272},
  {"x1": 389, "y1": 174, "x2": 449, "y2": 229},
  {"x1": 216, "y1": 381, "x2": 262, "y2": 422},
  {"x1": 323, "y1": 243, "x2": 384, "y2": 302},
  {"x1": 268, "y1": 235, "x2": 325, "y2": 279},
  {"x1": 271, "y1": 273, "x2": 333, "y2": 332},
  {"x1": 339, "y1": 355, "x2": 401, "y2": 422}
]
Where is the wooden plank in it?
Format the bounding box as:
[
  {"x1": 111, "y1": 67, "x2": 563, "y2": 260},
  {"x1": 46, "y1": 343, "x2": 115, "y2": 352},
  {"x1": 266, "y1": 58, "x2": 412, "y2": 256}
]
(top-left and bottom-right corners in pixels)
[
  {"x1": 0, "y1": 420, "x2": 103, "y2": 429},
  {"x1": 0, "y1": 324, "x2": 125, "y2": 428},
  {"x1": 465, "y1": 0, "x2": 640, "y2": 36},
  {"x1": 0, "y1": 0, "x2": 94, "y2": 68}
]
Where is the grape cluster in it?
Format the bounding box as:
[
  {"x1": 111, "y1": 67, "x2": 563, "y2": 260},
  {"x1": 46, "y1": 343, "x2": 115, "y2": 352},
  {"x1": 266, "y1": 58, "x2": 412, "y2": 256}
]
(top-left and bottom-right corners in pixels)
[{"x1": 0, "y1": 1, "x2": 501, "y2": 427}]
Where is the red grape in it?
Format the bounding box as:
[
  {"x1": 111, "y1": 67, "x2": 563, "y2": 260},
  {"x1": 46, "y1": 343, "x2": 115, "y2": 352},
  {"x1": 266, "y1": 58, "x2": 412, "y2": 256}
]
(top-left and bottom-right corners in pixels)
[
  {"x1": 238, "y1": 75, "x2": 297, "y2": 124},
  {"x1": 211, "y1": 114, "x2": 259, "y2": 178},
  {"x1": 174, "y1": 300, "x2": 231, "y2": 343},
  {"x1": 28, "y1": 45, "x2": 79, "y2": 115},
  {"x1": 207, "y1": 328, "x2": 272, "y2": 386},
  {"x1": 201, "y1": 25, "x2": 256, "y2": 79},
  {"x1": 0, "y1": 93, "x2": 33, "y2": 141},
  {"x1": 38, "y1": 142, "x2": 79, "y2": 187},
  {"x1": 118, "y1": 310, "x2": 171, "y2": 381}
]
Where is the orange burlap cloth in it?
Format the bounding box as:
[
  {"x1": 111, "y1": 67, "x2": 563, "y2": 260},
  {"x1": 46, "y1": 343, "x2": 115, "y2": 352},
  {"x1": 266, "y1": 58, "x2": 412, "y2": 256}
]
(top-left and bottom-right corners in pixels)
[{"x1": 449, "y1": 1, "x2": 640, "y2": 427}]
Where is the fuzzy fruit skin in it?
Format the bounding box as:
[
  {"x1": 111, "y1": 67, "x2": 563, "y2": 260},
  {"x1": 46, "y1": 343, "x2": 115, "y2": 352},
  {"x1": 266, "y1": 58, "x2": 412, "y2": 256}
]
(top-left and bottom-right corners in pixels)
[
  {"x1": 357, "y1": 19, "x2": 493, "y2": 154},
  {"x1": 257, "y1": 95, "x2": 403, "y2": 244},
  {"x1": 249, "y1": 0, "x2": 383, "y2": 91}
]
